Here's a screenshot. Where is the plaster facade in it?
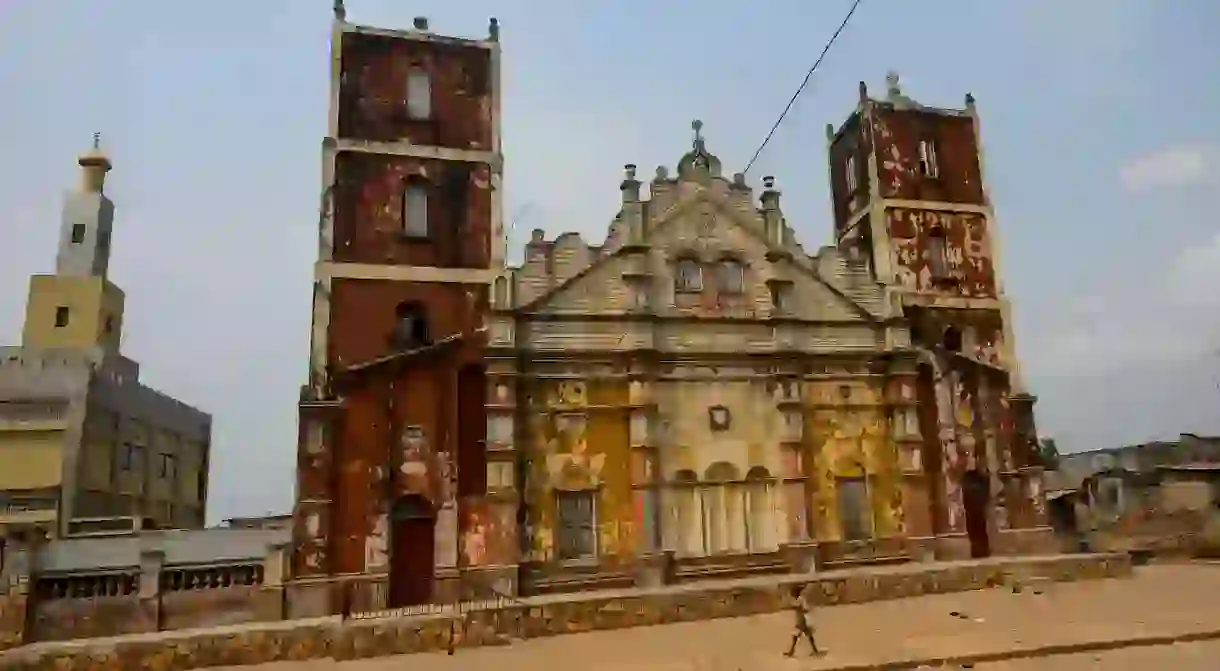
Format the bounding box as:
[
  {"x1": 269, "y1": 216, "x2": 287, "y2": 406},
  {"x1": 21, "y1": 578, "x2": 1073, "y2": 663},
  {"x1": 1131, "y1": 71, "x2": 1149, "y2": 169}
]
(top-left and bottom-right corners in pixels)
[
  {"x1": 0, "y1": 142, "x2": 211, "y2": 539},
  {"x1": 293, "y1": 6, "x2": 1050, "y2": 609}
]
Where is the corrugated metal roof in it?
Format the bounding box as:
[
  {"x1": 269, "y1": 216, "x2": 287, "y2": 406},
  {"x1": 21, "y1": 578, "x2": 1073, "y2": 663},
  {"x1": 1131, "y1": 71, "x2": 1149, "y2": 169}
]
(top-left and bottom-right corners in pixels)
[{"x1": 37, "y1": 527, "x2": 291, "y2": 574}]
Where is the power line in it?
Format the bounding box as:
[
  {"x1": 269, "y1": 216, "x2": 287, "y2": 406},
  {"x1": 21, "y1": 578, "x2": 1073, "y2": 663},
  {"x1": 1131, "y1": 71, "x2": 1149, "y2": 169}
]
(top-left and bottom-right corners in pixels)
[{"x1": 742, "y1": 0, "x2": 866, "y2": 176}]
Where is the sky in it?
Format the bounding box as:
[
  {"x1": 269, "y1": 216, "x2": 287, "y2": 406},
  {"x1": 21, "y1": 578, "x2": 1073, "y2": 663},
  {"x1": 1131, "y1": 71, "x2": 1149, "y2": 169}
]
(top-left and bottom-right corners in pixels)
[{"x1": 1, "y1": 0, "x2": 1218, "y2": 524}]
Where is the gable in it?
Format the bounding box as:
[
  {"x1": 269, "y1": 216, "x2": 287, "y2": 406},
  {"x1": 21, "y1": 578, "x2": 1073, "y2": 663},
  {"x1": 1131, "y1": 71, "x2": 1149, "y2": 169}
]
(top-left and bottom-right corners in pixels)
[{"x1": 521, "y1": 188, "x2": 876, "y2": 323}]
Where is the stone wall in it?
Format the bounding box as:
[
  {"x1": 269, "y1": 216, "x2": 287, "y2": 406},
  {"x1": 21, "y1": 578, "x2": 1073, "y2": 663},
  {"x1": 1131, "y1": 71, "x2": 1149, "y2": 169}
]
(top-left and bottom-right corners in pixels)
[{"x1": 0, "y1": 553, "x2": 1130, "y2": 671}]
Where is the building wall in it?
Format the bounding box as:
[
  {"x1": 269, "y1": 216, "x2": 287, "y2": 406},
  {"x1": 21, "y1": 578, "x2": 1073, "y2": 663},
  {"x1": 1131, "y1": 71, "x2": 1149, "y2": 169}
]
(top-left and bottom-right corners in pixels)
[{"x1": 21, "y1": 277, "x2": 124, "y2": 353}]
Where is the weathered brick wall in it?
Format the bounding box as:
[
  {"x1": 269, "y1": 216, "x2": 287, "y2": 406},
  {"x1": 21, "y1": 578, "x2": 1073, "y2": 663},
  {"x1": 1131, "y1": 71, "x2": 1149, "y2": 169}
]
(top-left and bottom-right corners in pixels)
[{"x1": 0, "y1": 553, "x2": 1130, "y2": 670}]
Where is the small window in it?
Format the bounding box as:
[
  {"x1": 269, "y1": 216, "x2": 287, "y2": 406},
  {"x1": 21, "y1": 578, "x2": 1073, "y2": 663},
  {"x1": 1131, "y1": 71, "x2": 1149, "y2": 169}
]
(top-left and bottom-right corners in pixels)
[
  {"x1": 927, "y1": 227, "x2": 949, "y2": 277},
  {"x1": 71, "y1": 224, "x2": 86, "y2": 244},
  {"x1": 918, "y1": 140, "x2": 939, "y2": 178},
  {"x1": 120, "y1": 443, "x2": 143, "y2": 471},
  {"x1": 158, "y1": 453, "x2": 176, "y2": 479},
  {"x1": 403, "y1": 181, "x2": 429, "y2": 237},
  {"x1": 718, "y1": 259, "x2": 744, "y2": 294},
  {"x1": 769, "y1": 283, "x2": 786, "y2": 311},
  {"x1": 390, "y1": 301, "x2": 431, "y2": 350},
  {"x1": 845, "y1": 155, "x2": 858, "y2": 192},
  {"x1": 675, "y1": 258, "x2": 702, "y2": 293},
  {"x1": 556, "y1": 490, "x2": 597, "y2": 560},
  {"x1": 54, "y1": 306, "x2": 70, "y2": 328},
  {"x1": 406, "y1": 67, "x2": 432, "y2": 120},
  {"x1": 103, "y1": 316, "x2": 114, "y2": 335},
  {"x1": 836, "y1": 477, "x2": 872, "y2": 541}
]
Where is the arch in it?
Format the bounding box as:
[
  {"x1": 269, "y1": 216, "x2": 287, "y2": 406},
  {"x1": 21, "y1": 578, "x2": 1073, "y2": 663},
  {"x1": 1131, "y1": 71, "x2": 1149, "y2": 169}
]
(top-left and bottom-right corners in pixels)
[
  {"x1": 942, "y1": 325, "x2": 963, "y2": 353},
  {"x1": 704, "y1": 461, "x2": 740, "y2": 483},
  {"x1": 717, "y1": 258, "x2": 745, "y2": 294},
  {"x1": 702, "y1": 462, "x2": 741, "y2": 553},
  {"x1": 672, "y1": 469, "x2": 699, "y2": 483},
  {"x1": 406, "y1": 66, "x2": 432, "y2": 120},
  {"x1": 745, "y1": 466, "x2": 771, "y2": 480},
  {"x1": 744, "y1": 466, "x2": 774, "y2": 551},
  {"x1": 674, "y1": 256, "x2": 703, "y2": 293},
  {"x1": 391, "y1": 301, "x2": 431, "y2": 349}
]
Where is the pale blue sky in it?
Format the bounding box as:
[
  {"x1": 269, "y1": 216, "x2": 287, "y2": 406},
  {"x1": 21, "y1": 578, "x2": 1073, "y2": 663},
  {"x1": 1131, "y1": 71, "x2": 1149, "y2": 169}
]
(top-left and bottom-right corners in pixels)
[{"x1": 2, "y1": 1, "x2": 1218, "y2": 522}]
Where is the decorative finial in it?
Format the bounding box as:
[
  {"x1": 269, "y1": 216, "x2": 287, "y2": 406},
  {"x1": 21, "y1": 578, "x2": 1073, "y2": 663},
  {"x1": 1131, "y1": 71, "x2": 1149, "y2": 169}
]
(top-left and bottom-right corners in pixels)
[
  {"x1": 965, "y1": 92, "x2": 976, "y2": 107},
  {"x1": 624, "y1": 164, "x2": 637, "y2": 181},
  {"x1": 655, "y1": 165, "x2": 669, "y2": 181},
  {"x1": 92, "y1": 132, "x2": 101, "y2": 150},
  {"x1": 413, "y1": 17, "x2": 429, "y2": 31},
  {"x1": 333, "y1": 0, "x2": 346, "y2": 21},
  {"x1": 488, "y1": 17, "x2": 500, "y2": 41},
  {"x1": 763, "y1": 176, "x2": 775, "y2": 190},
  {"x1": 691, "y1": 119, "x2": 704, "y2": 145}
]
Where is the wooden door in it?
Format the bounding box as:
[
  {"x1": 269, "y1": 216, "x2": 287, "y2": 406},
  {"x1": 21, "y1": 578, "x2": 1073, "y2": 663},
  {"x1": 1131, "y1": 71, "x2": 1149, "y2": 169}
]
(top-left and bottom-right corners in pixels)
[
  {"x1": 962, "y1": 470, "x2": 991, "y2": 558},
  {"x1": 388, "y1": 495, "x2": 436, "y2": 607}
]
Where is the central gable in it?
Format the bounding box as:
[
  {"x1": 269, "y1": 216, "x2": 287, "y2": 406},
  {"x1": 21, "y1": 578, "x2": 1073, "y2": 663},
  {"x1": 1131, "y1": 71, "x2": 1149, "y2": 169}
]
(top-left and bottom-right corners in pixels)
[{"x1": 526, "y1": 187, "x2": 871, "y2": 323}]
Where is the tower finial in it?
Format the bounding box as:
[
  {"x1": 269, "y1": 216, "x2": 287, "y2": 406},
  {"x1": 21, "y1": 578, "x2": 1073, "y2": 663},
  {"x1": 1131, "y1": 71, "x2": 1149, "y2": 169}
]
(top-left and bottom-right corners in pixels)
[
  {"x1": 78, "y1": 134, "x2": 112, "y2": 194},
  {"x1": 886, "y1": 71, "x2": 902, "y2": 99},
  {"x1": 691, "y1": 119, "x2": 704, "y2": 146},
  {"x1": 333, "y1": 0, "x2": 346, "y2": 21}
]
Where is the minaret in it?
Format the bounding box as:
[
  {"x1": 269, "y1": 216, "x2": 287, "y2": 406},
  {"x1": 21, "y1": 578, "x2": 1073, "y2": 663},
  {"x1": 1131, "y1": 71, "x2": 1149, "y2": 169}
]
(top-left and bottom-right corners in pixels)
[{"x1": 21, "y1": 136, "x2": 125, "y2": 354}]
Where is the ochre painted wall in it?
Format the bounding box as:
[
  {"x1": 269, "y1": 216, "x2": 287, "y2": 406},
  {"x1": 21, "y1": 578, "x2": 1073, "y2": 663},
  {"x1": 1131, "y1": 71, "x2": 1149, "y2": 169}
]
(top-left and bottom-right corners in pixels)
[
  {"x1": 655, "y1": 379, "x2": 783, "y2": 479},
  {"x1": 805, "y1": 379, "x2": 904, "y2": 542},
  {"x1": 22, "y1": 276, "x2": 124, "y2": 351},
  {"x1": 521, "y1": 378, "x2": 633, "y2": 565},
  {"x1": 0, "y1": 430, "x2": 65, "y2": 490}
]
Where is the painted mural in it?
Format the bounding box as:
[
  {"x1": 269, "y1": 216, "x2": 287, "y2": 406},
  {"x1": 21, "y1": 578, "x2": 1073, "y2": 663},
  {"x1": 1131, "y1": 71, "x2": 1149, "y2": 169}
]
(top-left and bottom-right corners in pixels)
[
  {"x1": 521, "y1": 378, "x2": 635, "y2": 564},
  {"x1": 460, "y1": 500, "x2": 515, "y2": 567},
  {"x1": 805, "y1": 380, "x2": 905, "y2": 542}
]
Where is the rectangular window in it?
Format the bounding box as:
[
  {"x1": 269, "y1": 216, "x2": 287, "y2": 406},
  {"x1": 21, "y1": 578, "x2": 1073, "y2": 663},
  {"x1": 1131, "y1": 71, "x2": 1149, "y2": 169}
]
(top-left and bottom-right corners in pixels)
[
  {"x1": 555, "y1": 490, "x2": 597, "y2": 560},
  {"x1": 836, "y1": 477, "x2": 872, "y2": 542},
  {"x1": 845, "y1": 155, "x2": 858, "y2": 192},
  {"x1": 769, "y1": 283, "x2": 786, "y2": 312},
  {"x1": 158, "y1": 453, "x2": 176, "y2": 479},
  {"x1": 406, "y1": 67, "x2": 432, "y2": 120},
  {"x1": 120, "y1": 443, "x2": 143, "y2": 471},
  {"x1": 403, "y1": 182, "x2": 429, "y2": 237},
  {"x1": 918, "y1": 140, "x2": 939, "y2": 178},
  {"x1": 71, "y1": 224, "x2": 86, "y2": 244},
  {"x1": 928, "y1": 230, "x2": 949, "y2": 278},
  {"x1": 54, "y1": 306, "x2": 70, "y2": 328}
]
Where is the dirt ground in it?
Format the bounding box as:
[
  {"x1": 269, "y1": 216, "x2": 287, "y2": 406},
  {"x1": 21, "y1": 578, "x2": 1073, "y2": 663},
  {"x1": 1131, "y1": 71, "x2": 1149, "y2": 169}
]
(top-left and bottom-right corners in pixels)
[{"x1": 204, "y1": 563, "x2": 1220, "y2": 670}]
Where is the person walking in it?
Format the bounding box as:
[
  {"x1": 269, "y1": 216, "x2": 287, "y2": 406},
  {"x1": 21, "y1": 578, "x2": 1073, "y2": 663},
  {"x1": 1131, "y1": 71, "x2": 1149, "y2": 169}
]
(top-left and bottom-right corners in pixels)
[{"x1": 783, "y1": 584, "x2": 823, "y2": 657}]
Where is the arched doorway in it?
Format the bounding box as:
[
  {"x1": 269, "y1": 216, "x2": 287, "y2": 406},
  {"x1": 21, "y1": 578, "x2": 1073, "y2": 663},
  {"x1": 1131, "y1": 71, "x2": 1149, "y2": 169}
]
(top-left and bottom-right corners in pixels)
[
  {"x1": 389, "y1": 494, "x2": 436, "y2": 607},
  {"x1": 962, "y1": 470, "x2": 991, "y2": 558}
]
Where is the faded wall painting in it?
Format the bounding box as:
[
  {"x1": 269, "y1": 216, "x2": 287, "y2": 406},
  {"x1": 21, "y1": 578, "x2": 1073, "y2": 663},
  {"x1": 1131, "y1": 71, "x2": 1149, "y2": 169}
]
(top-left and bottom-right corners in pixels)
[
  {"x1": 460, "y1": 500, "x2": 515, "y2": 567},
  {"x1": 521, "y1": 378, "x2": 634, "y2": 564},
  {"x1": 806, "y1": 379, "x2": 904, "y2": 542}
]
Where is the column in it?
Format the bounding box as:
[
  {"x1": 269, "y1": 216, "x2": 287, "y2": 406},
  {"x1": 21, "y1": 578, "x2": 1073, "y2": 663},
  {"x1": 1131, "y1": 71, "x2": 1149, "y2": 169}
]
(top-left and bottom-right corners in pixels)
[{"x1": 473, "y1": 367, "x2": 520, "y2": 597}]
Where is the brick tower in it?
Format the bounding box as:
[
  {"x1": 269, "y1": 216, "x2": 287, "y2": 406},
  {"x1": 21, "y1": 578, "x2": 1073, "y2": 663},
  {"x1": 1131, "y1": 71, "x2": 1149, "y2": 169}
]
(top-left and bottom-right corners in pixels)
[
  {"x1": 293, "y1": 3, "x2": 506, "y2": 610},
  {"x1": 824, "y1": 72, "x2": 1051, "y2": 559}
]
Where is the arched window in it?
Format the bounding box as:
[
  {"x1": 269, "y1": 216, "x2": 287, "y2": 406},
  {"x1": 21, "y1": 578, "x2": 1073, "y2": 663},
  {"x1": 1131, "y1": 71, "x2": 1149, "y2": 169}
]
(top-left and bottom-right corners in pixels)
[
  {"x1": 402, "y1": 180, "x2": 429, "y2": 238},
  {"x1": 718, "y1": 259, "x2": 744, "y2": 294},
  {"x1": 675, "y1": 258, "x2": 702, "y2": 293},
  {"x1": 390, "y1": 301, "x2": 430, "y2": 350},
  {"x1": 927, "y1": 227, "x2": 949, "y2": 278},
  {"x1": 406, "y1": 66, "x2": 432, "y2": 120}
]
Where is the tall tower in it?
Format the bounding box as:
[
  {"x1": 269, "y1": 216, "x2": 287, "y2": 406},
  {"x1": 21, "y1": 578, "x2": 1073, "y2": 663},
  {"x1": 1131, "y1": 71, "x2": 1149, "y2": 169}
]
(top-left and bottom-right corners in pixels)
[
  {"x1": 21, "y1": 135, "x2": 125, "y2": 355},
  {"x1": 294, "y1": 3, "x2": 504, "y2": 607},
  {"x1": 825, "y1": 73, "x2": 1048, "y2": 557}
]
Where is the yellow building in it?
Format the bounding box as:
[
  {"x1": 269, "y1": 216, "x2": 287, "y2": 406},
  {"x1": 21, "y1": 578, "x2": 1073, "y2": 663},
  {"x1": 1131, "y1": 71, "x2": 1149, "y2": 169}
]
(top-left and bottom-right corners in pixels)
[
  {"x1": 0, "y1": 139, "x2": 212, "y2": 540},
  {"x1": 484, "y1": 105, "x2": 1051, "y2": 595}
]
